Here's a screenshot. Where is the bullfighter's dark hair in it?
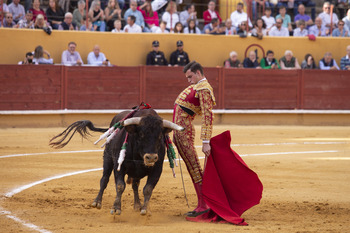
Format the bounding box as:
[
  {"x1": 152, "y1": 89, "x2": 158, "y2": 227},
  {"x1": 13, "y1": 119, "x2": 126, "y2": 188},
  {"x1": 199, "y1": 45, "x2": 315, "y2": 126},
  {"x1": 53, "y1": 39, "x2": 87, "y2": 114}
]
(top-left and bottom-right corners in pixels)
[{"x1": 183, "y1": 61, "x2": 203, "y2": 75}]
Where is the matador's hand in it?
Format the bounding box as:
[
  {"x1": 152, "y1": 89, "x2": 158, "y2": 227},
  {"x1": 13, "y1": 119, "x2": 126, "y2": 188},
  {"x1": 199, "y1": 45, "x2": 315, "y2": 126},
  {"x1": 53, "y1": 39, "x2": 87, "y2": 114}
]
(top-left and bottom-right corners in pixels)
[{"x1": 202, "y1": 143, "x2": 211, "y2": 157}]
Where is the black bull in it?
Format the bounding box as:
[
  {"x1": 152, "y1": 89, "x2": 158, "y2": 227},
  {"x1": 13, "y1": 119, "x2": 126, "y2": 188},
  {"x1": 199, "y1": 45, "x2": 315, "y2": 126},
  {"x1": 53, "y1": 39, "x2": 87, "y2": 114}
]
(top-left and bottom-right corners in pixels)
[{"x1": 50, "y1": 109, "x2": 184, "y2": 215}]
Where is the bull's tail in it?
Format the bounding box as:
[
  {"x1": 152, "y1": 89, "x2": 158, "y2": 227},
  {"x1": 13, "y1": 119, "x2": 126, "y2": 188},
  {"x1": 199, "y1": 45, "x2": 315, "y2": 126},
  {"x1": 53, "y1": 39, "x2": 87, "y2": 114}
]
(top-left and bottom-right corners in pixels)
[{"x1": 49, "y1": 120, "x2": 108, "y2": 149}]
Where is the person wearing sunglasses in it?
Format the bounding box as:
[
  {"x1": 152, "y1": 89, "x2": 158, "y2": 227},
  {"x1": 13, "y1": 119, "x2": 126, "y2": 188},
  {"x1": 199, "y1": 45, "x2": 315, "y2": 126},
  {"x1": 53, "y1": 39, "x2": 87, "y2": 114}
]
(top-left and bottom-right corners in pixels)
[
  {"x1": 332, "y1": 20, "x2": 349, "y2": 37},
  {"x1": 3, "y1": 12, "x2": 16, "y2": 28},
  {"x1": 318, "y1": 2, "x2": 339, "y2": 29}
]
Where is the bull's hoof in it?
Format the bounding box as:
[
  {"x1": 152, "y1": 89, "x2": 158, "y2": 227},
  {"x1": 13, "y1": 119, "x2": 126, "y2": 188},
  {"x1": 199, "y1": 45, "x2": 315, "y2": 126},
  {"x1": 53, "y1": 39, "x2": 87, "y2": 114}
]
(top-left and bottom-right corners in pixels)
[
  {"x1": 91, "y1": 201, "x2": 102, "y2": 209},
  {"x1": 140, "y1": 209, "x2": 147, "y2": 215},
  {"x1": 111, "y1": 209, "x2": 121, "y2": 215}
]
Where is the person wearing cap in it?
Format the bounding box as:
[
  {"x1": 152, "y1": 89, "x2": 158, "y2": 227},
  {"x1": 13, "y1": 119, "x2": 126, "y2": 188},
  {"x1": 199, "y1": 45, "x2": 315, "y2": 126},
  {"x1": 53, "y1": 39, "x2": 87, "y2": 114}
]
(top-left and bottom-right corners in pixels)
[
  {"x1": 8, "y1": 0, "x2": 25, "y2": 23},
  {"x1": 146, "y1": 40, "x2": 168, "y2": 66},
  {"x1": 173, "y1": 61, "x2": 216, "y2": 218},
  {"x1": 18, "y1": 10, "x2": 34, "y2": 29},
  {"x1": 170, "y1": 40, "x2": 190, "y2": 66}
]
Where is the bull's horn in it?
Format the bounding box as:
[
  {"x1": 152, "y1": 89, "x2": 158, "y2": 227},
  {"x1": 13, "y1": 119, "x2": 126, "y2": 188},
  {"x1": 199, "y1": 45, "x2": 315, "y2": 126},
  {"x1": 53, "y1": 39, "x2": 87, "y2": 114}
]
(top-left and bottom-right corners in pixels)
[
  {"x1": 123, "y1": 117, "x2": 142, "y2": 126},
  {"x1": 163, "y1": 120, "x2": 185, "y2": 131}
]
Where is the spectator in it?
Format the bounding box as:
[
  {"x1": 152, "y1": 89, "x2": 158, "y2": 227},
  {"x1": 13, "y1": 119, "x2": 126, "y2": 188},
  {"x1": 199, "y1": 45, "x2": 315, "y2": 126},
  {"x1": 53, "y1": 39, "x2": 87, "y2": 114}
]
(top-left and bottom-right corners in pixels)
[
  {"x1": 251, "y1": 18, "x2": 267, "y2": 38},
  {"x1": 294, "y1": 1, "x2": 316, "y2": 21},
  {"x1": 8, "y1": 0, "x2": 25, "y2": 24},
  {"x1": 46, "y1": 0, "x2": 65, "y2": 30},
  {"x1": 80, "y1": 15, "x2": 96, "y2": 31},
  {"x1": 293, "y1": 19, "x2": 308, "y2": 37},
  {"x1": 301, "y1": 53, "x2": 317, "y2": 69},
  {"x1": 180, "y1": 4, "x2": 198, "y2": 28},
  {"x1": 203, "y1": 0, "x2": 222, "y2": 25},
  {"x1": 89, "y1": 0, "x2": 106, "y2": 32},
  {"x1": 124, "y1": 0, "x2": 146, "y2": 32},
  {"x1": 203, "y1": 18, "x2": 223, "y2": 34},
  {"x1": 262, "y1": 7, "x2": 276, "y2": 34},
  {"x1": 138, "y1": 1, "x2": 159, "y2": 33},
  {"x1": 343, "y1": 9, "x2": 350, "y2": 32},
  {"x1": 319, "y1": 52, "x2": 340, "y2": 70},
  {"x1": 154, "y1": 20, "x2": 169, "y2": 33},
  {"x1": 260, "y1": 50, "x2": 281, "y2": 69},
  {"x1": 18, "y1": 52, "x2": 34, "y2": 65},
  {"x1": 243, "y1": 51, "x2": 261, "y2": 69},
  {"x1": 340, "y1": 45, "x2": 350, "y2": 70},
  {"x1": 111, "y1": 19, "x2": 123, "y2": 32},
  {"x1": 237, "y1": 21, "x2": 251, "y2": 37},
  {"x1": 230, "y1": 2, "x2": 253, "y2": 29},
  {"x1": 73, "y1": 0, "x2": 86, "y2": 29},
  {"x1": 146, "y1": 40, "x2": 168, "y2": 66},
  {"x1": 308, "y1": 17, "x2": 330, "y2": 37},
  {"x1": 33, "y1": 45, "x2": 53, "y2": 64},
  {"x1": 58, "y1": 12, "x2": 78, "y2": 30},
  {"x1": 224, "y1": 18, "x2": 236, "y2": 35},
  {"x1": 123, "y1": 15, "x2": 142, "y2": 33},
  {"x1": 104, "y1": 0, "x2": 121, "y2": 31},
  {"x1": 87, "y1": 45, "x2": 109, "y2": 66},
  {"x1": 173, "y1": 22, "x2": 183, "y2": 33},
  {"x1": 318, "y1": 2, "x2": 339, "y2": 29},
  {"x1": 30, "y1": 0, "x2": 47, "y2": 21},
  {"x1": 279, "y1": 50, "x2": 301, "y2": 69},
  {"x1": 224, "y1": 51, "x2": 241, "y2": 68},
  {"x1": 61, "y1": 41, "x2": 83, "y2": 66},
  {"x1": 332, "y1": 20, "x2": 349, "y2": 37},
  {"x1": 275, "y1": 5, "x2": 292, "y2": 33},
  {"x1": 34, "y1": 13, "x2": 51, "y2": 30},
  {"x1": 294, "y1": 3, "x2": 313, "y2": 27},
  {"x1": 18, "y1": 10, "x2": 34, "y2": 29},
  {"x1": 184, "y1": 18, "x2": 201, "y2": 34},
  {"x1": 161, "y1": 1, "x2": 179, "y2": 32},
  {"x1": 170, "y1": 40, "x2": 190, "y2": 66},
  {"x1": 269, "y1": 18, "x2": 289, "y2": 36},
  {"x1": 3, "y1": 12, "x2": 16, "y2": 28}
]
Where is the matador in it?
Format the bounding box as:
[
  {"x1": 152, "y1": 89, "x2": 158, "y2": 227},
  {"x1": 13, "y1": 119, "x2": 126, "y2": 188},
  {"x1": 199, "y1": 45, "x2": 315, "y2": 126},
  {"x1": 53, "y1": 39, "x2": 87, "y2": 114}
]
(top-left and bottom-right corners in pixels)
[{"x1": 173, "y1": 61, "x2": 216, "y2": 217}]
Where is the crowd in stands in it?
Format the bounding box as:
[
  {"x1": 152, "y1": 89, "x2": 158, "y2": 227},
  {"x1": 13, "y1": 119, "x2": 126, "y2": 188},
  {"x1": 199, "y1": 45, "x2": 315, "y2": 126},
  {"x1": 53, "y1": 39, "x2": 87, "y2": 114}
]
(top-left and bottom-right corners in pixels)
[
  {"x1": 1, "y1": 0, "x2": 349, "y2": 37},
  {"x1": 2, "y1": 0, "x2": 350, "y2": 69}
]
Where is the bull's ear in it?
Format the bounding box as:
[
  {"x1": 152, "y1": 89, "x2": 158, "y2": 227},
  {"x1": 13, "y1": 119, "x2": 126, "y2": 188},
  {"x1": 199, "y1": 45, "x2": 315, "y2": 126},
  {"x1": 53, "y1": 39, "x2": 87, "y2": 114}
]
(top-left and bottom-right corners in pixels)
[{"x1": 125, "y1": 125, "x2": 138, "y2": 134}]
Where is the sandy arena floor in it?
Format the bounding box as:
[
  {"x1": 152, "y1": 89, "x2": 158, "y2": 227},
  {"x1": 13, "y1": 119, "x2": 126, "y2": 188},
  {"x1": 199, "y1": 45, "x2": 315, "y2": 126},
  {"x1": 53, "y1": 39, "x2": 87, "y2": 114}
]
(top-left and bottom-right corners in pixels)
[{"x1": 0, "y1": 125, "x2": 350, "y2": 233}]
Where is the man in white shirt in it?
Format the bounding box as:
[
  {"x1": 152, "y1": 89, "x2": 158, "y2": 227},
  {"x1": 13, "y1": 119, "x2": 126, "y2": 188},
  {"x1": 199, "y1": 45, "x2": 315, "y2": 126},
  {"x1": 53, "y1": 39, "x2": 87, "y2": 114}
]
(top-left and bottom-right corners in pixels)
[
  {"x1": 123, "y1": 15, "x2": 142, "y2": 33},
  {"x1": 61, "y1": 42, "x2": 83, "y2": 66},
  {"x1": 318, "y1": 2, "x2": 338, "y2": 29},
  {"x1": 8, "y1": 0, "x2": 25, "y2": 23},
  {"x1": 269, "y1": 18, "x2": 289, "y2": 36},
  {"x1": 87, "y1": 45, "x2": 109, "y2": 66},
  {"x1": 230, "y1": 2, "x2": 252, "y2": 29},
  {"x1": 179, "y1": 4, "x2": 198, "y2": 27}
]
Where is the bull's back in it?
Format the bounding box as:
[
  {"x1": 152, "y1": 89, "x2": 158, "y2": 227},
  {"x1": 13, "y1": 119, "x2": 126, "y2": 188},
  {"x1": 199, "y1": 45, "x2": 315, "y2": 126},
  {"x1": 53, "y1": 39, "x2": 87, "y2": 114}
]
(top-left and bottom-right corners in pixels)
[{"x1": 110, "y1": 108, "x2": 159, "y2": 127}]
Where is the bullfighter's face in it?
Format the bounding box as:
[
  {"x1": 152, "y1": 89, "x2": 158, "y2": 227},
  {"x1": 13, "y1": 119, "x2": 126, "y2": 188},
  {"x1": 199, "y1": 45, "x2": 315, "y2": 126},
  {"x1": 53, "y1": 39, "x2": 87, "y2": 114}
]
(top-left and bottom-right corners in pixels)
[{"x1": 186, "y1": 69, "x2": 202, "y2": 85}]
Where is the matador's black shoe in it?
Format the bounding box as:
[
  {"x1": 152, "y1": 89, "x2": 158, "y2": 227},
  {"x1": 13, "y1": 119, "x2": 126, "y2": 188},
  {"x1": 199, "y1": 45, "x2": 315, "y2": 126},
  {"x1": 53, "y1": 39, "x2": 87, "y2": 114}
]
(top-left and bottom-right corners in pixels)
[{"x1": 184, "y1": 208, "x2": 210, "y2": 218}]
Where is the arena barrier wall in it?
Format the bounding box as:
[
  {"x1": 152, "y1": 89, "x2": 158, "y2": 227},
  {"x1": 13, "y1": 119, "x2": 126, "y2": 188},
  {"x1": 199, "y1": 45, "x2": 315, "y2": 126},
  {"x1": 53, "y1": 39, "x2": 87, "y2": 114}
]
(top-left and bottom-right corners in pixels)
[
  {"x1": 0, "y1": 28, "x2": 349, "y2": 67},
  {"x1": 1, "y1": 65, "x2": 350, "y2": 111}
]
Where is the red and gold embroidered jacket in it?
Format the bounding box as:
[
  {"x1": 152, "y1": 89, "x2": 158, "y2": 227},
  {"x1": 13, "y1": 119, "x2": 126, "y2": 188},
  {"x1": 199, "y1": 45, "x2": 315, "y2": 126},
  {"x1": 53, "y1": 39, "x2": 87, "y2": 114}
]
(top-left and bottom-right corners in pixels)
[{"x1": 175, "y1": 78, "x2": 216, "y2": 141}]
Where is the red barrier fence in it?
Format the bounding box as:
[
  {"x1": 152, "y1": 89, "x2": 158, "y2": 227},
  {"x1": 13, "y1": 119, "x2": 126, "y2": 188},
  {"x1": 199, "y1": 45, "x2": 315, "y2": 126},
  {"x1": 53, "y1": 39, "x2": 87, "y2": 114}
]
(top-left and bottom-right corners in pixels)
[{"x1": 1, "y1": 65, "x2": 349, "y2": 111}]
